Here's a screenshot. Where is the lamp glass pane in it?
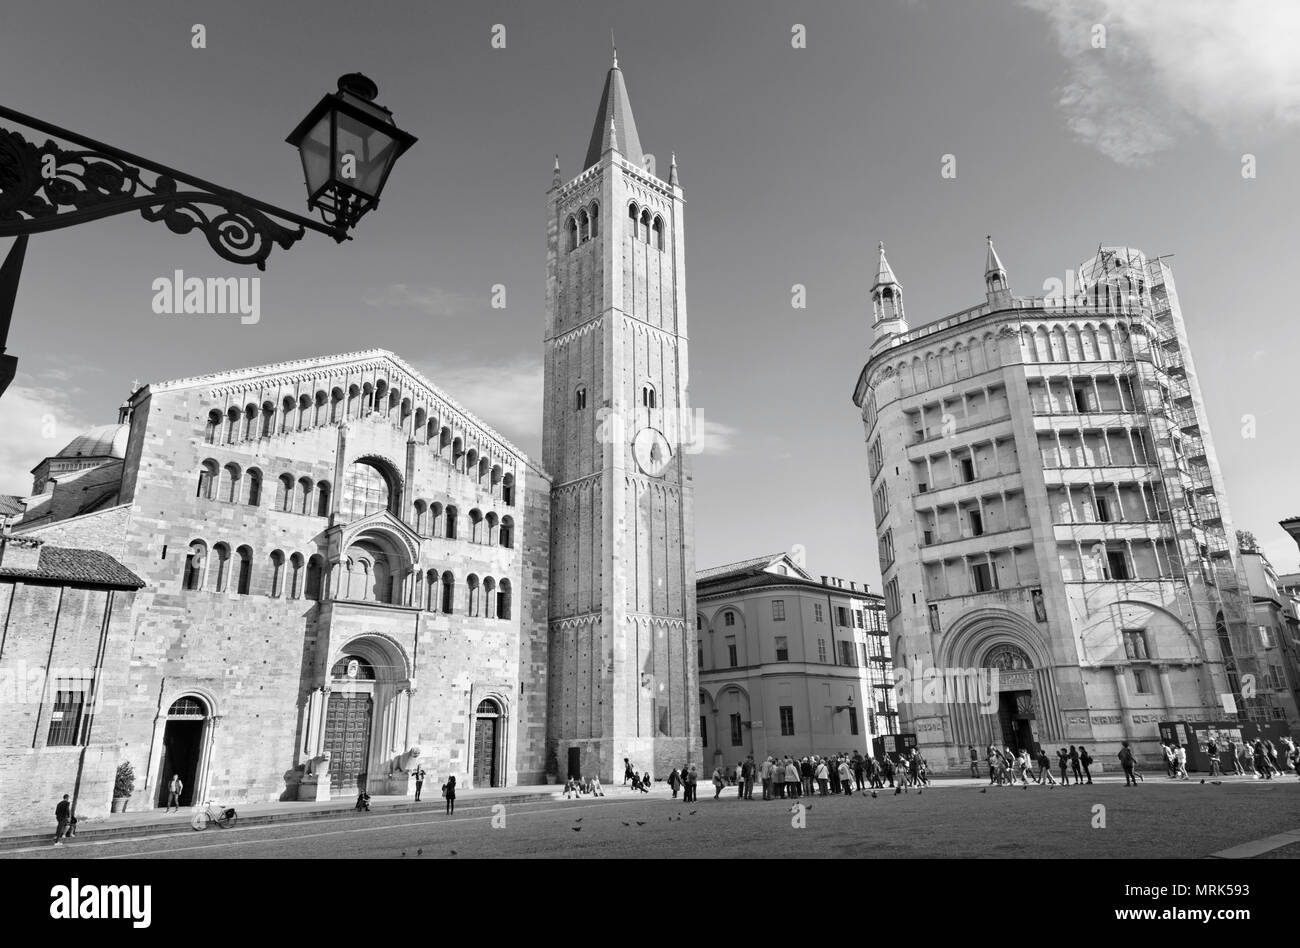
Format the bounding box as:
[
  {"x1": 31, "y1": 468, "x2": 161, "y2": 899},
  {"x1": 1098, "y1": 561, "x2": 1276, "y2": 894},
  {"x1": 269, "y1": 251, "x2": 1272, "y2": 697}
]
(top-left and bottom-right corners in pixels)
[
  {"x1": 335, "y1": 112, "x2": 400, "y2": 199},
  {"x1": 297, "y1": 112, "x2": 333, "y2": 196}
]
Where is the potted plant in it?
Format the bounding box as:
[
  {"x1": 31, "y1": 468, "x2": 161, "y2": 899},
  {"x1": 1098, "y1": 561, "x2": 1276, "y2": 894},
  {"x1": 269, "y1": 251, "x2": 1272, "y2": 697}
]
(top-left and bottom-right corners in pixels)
[
  {"x1": 544, "y1": 743, "x2": 559, "y2": 785},
  {"x1": 111, "y1": 761, "x2": 135, "y2": 813}
]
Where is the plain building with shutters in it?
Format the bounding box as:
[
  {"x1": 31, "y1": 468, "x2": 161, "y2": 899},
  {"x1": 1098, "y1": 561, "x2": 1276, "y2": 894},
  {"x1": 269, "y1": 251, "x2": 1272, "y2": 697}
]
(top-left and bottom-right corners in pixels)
[{"x1": 695, "y1": 552, "x2": 895, "y2": 770}]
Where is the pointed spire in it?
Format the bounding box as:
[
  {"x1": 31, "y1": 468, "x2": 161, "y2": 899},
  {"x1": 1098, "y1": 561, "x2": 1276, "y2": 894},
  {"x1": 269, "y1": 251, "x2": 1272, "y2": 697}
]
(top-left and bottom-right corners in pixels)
[
  {"x1": 611, "y1": 29, "x2": 618, "y2": 69},
  {"x1": 668, "y1": 152, "x2": 679, "y2": 187},
  {"x1": 985, "y1": 235, "x2": 1006, "y2": 278},
  {"x1": 551, "y1": 154, "x2": 562, "y2": 189},
  {"x1": 872, "y1": 241, "x2": 901, "y2": 291},
  {"x1": 583, "y1": 53, "x2": 644, "y2": 170},
  {"x1": 985, "y1": 235, "x2": 1009, "y2": 301}
]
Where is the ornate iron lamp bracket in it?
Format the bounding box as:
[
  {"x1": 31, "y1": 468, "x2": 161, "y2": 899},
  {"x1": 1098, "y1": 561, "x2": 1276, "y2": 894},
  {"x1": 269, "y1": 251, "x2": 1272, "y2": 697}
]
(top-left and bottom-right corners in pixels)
[{"x1": 0, "y1": 127, "x2": 307, "y2": 270}]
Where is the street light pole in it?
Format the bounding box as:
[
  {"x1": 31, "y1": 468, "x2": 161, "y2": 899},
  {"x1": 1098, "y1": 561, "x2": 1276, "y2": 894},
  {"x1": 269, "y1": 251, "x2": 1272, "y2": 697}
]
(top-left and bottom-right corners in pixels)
[{"x1": 0, "y1": 74, "x2": 417, "y2": 399}]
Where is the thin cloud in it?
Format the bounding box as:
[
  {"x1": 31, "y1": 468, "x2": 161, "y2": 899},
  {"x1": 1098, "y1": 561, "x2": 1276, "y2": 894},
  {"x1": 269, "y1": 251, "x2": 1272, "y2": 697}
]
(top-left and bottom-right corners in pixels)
[
  {"x1": 415, "y1": 355, "x2": 545, "y2": 442},
  {"x1": 691, "y1": 417, "x2": 738, "y2": 456},
  {"x1": 0, "y1": 385, "x2": 93, "y2": 496},
  {"x1": 362, "y1": 283, "x2": 478, "y2": 318},
  {"x1": 1023, "y1": 0, "x2": 1300, "y2": 166}
]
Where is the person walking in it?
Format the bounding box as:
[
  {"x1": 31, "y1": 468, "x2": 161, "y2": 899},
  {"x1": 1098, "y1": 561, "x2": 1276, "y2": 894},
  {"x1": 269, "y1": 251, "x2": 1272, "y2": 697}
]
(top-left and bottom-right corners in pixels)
[
  {"x1": 52, "y1": 794, "x2": 72, "y2": 847},
  {"x1": 1078, "y1": 746, "x2": 1093, "y2": 784},
  {"x1": 413, "y1": 766, "x2": 426, "y2": 802},
  {"x1": 969, "y1": 745, "x2": 980, "y2": 779},
  {"x1": 668, "y1": 767, "x2": 681, "y2": 798},
  {"x1": 1118, "y1": 741, "x2": 1139, "y2": 786},
  {"x1": 443, "y1": 774, "x2": 457, "y2": 815},
  {"x1": 1162, "y1": 741, "x2": 1176, "y2": 778},
  {"x1": 166, "y1": 773, "x2": 184, "y2": 812},
  {"x1": 1174, "y1": 743, "x2": 1189, "y2": 780},
  {"x1": 1252, "y1": 741, "x2": 1271, "y2": 779},
  {"x1": 623, "y1": 758, "x2": 634, "y2": 785},
  {"x1": 712, "y1": 767, "x2": 725, "y2": 799},
  {"x1": 1036, "y1": 747, "x2": 1056, "y2": 785},
  {"x1": 839, "y1": 756, "x2": 855, "y2": 795}
]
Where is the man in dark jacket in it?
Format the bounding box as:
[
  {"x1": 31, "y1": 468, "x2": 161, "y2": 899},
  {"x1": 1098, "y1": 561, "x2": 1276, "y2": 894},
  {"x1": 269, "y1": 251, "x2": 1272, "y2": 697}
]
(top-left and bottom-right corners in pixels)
[{"x1": 53, "y1": 794, "x2": 71, "y2": 846}]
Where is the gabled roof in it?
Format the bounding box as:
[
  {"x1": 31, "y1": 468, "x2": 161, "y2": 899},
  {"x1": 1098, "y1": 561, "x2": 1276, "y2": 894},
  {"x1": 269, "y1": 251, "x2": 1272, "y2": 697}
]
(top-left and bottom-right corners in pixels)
[
  {"x1": 696, "y1": 551, "x2": 814, "y2": 584},
  {"x1": 583, "y1": 58, "x2": 645, "y2": 172},
  {"x1": 0, "y1": 545, "x2": 144, "y2": 589}
]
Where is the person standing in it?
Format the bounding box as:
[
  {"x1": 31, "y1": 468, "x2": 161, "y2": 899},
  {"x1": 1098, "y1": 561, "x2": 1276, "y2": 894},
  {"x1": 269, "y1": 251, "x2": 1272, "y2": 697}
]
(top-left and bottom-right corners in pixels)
[
  {"x1": 1162, "y1": 741, "x2": 1176, "y2": 778},
  {"x1": 668, "y1": 767, "x2": 681, "y2": 799},
  {"x1": 1118, "y1": 741, "x2": 1138, "y2": 786},
  {"x1": 52, "y1": 794, "x2": 72, "y2": 847},
  {"x1": 1173, "y1": 743, "x2": 1189, "y2": 780},
  {"x1": 785, "y1": 758, "x2": 801, "y2": 799},
  {"x1": 853, "y1": 752, "x2": 866, "y2": 791},
  {"x1": 839, "y1": 757, "x2": 855, "y2": 795},
  {"x1": 760, "y1": 757, "x2": 773, "y2": 800},
  {"x1": 1057, "y1": 747, "x2": 1070, "y2": 786},
  {"x1": 712, "y1": 767, "x2": 725, "y2": 799},
  {"x1": 413, "y1": 766, "x2": 426, "y2": 802},
  {"x1": 443, "y1": 774, "x2": 457, "y2": 815},
  {"x1": 969, "y1": 745, "x2": 980, "y2": 779},
  {"x1": 743, "y1": 756, "x2": 755, "y2": 799},
  {"x1": 1206, "y1": 740, "x2": 1221, "y2": 778},
  {"x1": 1227, "y1": 739, "x2": 1244, "y2": 775},
  {"x1": 801, "y1": 757, "x2": 814, "y2": 797},
  {"x1": 1078, "y1": 746, "x2": 1093, "y2": 784},
  {"x1": 1069, "y1": 745, "x2": 1083, "y2": 784},
  {"x1": 815, "y1": 758, "x2": 830, "y2": 796},
  {"x1": 166, "y1": 773, "x2": 184, "y2": 812}
]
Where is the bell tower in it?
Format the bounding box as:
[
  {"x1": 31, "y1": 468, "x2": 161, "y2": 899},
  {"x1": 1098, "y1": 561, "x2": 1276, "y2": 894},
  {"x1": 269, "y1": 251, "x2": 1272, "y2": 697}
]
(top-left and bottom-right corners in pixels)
[{"x1": 541, "y1": 49, "x2": 699, "y2": 782}]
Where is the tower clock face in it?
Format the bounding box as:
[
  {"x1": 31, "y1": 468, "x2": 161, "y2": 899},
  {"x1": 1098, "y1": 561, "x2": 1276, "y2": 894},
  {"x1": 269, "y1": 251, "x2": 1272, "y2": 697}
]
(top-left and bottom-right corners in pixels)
[{"x1": 632, "y1": 427, "x2": 673, "y2": 477}]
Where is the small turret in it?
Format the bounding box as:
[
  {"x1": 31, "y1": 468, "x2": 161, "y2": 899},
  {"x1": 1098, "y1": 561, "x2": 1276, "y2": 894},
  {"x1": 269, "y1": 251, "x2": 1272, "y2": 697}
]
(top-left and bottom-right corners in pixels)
[
  {"x1": 869, "y1": 242, "x2": 908, "y2": 356},
  {"x1": 985, "y1": 236, "x2": 1010, "y2": 306}
]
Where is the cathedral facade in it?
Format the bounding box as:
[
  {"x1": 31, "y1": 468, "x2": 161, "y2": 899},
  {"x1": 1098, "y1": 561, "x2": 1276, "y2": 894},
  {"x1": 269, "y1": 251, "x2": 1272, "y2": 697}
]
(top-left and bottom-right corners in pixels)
[{"x1": 0, "y1": 55, "x2": 696, "y2": 826}]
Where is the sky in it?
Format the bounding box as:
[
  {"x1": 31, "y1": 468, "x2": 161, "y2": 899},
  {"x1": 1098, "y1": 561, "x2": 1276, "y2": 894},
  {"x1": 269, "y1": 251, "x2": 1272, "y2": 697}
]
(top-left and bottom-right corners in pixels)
[{"x1": 3, "y1": 0, "x2": 1300, "y2": 584}]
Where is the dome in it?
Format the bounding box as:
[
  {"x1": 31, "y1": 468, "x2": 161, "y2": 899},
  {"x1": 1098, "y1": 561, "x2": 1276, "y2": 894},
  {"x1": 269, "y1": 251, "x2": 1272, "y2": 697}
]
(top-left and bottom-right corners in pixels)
[{"x1": 55, "y1": 424, "x2": 130, "y2": 459}]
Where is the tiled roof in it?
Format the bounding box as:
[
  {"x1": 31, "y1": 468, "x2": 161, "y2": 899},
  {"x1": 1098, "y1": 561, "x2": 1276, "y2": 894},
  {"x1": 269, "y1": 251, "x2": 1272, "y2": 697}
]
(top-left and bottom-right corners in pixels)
[
  {"x1": 696, "y1": 553, "x2": 783, "y2": 582},
  {"x1": 0, "y1": 495, "x2": 24, "y2": 517},
  {"x1": 0, "y1": 545, "x2": 144, "y2": 589}
]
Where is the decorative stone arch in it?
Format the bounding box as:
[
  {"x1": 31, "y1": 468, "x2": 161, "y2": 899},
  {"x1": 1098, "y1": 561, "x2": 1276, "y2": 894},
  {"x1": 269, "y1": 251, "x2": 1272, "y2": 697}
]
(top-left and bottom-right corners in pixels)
[
  {"x1": 938, "y1": 607, "x2": 1050, "y2": 670},
  {"x1": 467, "y1": 687, "x2": 513, "y2": 788},
  {"x1": 146, "y1": 684, "x2": 222, "y2": 809}
]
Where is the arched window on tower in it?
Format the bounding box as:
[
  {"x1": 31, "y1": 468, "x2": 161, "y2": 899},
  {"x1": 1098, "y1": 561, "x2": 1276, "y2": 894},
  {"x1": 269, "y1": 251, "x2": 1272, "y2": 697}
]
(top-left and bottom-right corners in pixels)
[
  {"x1": 640, "y1": 208, "x2": 651, "y2": 243},
  {"x1": 330, "y1": 388, "x2": 344, "y2": 423},
  {"x1": 235, "y1": 545, "x2": 253, "y2": 595},
  {"x1": 575, "y1": 386, "x2": 587, "y2": 411},
  {"x1": 197, "y1": 460, "x2": 218, "y2": 500},
  {"x1": 211, "y1": 543, "x2": 231, "y2": 592},
  {"x1": 225, "y1": 407, "x2": 241, "y2": 444},
  {"x1": 305, "y1": 554, "x2": 324, "y2": 601},
  {"x1": 243, "y1": 404, "x2": 258, "y2": 441},
  {"x1": 221, "y1": 463, "x2": 241, "y2": 503},
  {"x1": 500, "y1": 515, "x2": 514, "y2": 549},
  {"x1": 278, "y1": 473, "x2": 295, "y2": 512},
  {"x1": 467, "y1": 574, "x2": 481, "y2": 617},
  {"x1": 297, "y1": 394, "x2": 311, "y2": 430},
  {"x1": 261, "y1": 401, "x2": 275, "y2": 438},
  {"x1": 628, "y1": 202, "x2": 640, "y2": 238},
  {"x1": 445, "y1": 505, "x2": 459, "y2": 539},
  {"x1": 183, "y1": 540, "x2": 207, "y2": 590},
  {"x1": 298, "y1": 477, "x2": 314, "y2": 515},
  {"x1": 578, "y1": 209, "x2": 589, "y2": 243},
  {"x1": 469, "y1": 508, "x2": 483, "y2": 543},
  {"x1": 288, "y1": 553, "x2": 304, "y2": 599},
  {"x1": 497, "y1": 578, "x2": 512, "y2": 620},
  {"x1": 589, "y1": 201, "x2": 599, "y2": 238},
  {"x1": 566, "y1": 216, "x2": 578, "y2": 252},
  {"x1": 483, "y1": 577, "x2": 497, "y2": 619},
  {"x1": 642, "y1": 384, "x2": 657, "y2": 409},
  {"x1": 502, "y1": 473, "x2": 515, "y2": 507},
  {"x1": 653, "y1": 215, "x2": 665, "y2": 251},
  {"x1": 441, "y1": 571, "x2": 455, "y2": 614},
  {"x1": 281, "y1": 396, "x2": 296, "y2": 433},
  {"x1": 315, "y1": 481, "x2": 331, "y2": 517},
  {"x1": 244, "y1": 467, "x2": 262, "y2": 507},
  {"x1": 205, "y1": 409, "x2": 222, "y2": 444},
  {"x1": 269, "y1": 550, "x2": 285, "y2": 597}
]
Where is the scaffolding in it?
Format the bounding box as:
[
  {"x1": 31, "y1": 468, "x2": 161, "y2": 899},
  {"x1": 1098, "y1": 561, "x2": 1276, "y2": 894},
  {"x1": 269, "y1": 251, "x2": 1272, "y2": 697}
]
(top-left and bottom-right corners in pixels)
[{"x1": 1083, "y1": 249, "x2": 1265, "y2": 721}]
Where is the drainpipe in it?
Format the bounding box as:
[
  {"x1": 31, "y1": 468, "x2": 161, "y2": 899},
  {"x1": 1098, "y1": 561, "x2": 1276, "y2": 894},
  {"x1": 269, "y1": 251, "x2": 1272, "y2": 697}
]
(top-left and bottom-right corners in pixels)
[{"x1": 72, "y1": 588, "x2": 115, "y2": 814}]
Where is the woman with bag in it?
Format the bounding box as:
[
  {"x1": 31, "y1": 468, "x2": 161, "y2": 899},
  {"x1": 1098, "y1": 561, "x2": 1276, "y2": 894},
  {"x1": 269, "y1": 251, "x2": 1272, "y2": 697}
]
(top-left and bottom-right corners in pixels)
[{"x1": 443, "y1": 774, "x2": 457, "y2": 814}]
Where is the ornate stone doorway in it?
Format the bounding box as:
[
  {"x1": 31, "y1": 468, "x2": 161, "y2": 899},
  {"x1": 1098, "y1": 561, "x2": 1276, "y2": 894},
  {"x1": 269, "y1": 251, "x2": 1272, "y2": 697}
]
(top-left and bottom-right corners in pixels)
[
  {"x1": 324, "y1": 655, "x2": 375, "y2": 793},
  {"x1": 473, "y1": 699, "x2": 502, "y2": 787},
  {"x1": 155, "y1": 696, "x2": 208, "y2": 808}
]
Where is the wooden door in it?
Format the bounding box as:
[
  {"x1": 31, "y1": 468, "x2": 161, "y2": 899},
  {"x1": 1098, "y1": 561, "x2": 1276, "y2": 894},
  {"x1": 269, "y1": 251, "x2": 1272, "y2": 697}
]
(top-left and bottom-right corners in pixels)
[
  {"x1": 473, "y1": 715, "x2": 498, "y2": 787},
  {"x1": 325, "y1": 693, "x2": 372, "y2": 792}
]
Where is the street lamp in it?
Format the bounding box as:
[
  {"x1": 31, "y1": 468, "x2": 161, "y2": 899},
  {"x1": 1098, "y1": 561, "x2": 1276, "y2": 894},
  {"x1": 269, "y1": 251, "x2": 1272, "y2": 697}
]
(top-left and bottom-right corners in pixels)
[
  {"x1": 0, "y1": 73, "x2": 417, "y2": 397},
  {"x1": 287, "y1": 73, "x2": 418, "y2": 232}
]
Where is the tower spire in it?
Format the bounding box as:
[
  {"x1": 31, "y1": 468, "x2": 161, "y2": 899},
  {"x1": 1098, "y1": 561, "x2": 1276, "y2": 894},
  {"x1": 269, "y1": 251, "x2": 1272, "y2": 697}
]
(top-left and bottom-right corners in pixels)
[
  {"x1": 984, "y1": 235, "x2": 1010, "y2": 303},
  {"x1": 583, "y1": 52, "x2": 644, "y2": 171},
  {"x1": 611, "y1": 29, "x2": 618, "y2": 68},
  {"x1": 668, "y1": 152, "x2": 679, "y2": 187},
  {"x1": 551, "y1": 154, "x2": 562, "y2": 190}
]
